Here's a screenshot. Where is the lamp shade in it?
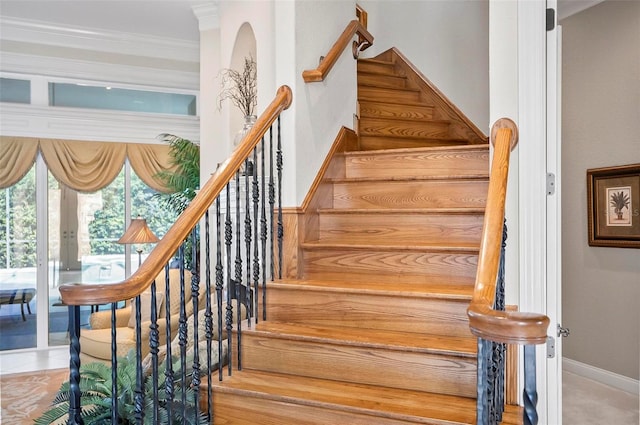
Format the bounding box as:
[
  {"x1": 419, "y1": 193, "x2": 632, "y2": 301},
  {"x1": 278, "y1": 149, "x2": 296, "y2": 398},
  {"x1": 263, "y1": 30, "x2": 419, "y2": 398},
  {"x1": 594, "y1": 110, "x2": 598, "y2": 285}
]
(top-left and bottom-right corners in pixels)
[{"x1": 118, "y1": 217, "x2": 159, "y2": 245}]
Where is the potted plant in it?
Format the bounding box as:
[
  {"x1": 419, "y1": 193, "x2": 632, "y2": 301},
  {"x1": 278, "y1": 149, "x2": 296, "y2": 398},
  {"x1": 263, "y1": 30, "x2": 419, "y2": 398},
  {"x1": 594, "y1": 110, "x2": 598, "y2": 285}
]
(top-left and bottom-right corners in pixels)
[{"x1": 35, "y1": 351, "x2": 208, "y2": 424}]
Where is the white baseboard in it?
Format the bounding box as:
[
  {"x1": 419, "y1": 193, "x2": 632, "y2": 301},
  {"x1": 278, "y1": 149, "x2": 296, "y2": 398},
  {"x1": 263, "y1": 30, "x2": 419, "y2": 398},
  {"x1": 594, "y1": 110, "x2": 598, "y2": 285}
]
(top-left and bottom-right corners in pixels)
[{"x1": 563, "y1": 357, "x2": 639, "y2": 395}]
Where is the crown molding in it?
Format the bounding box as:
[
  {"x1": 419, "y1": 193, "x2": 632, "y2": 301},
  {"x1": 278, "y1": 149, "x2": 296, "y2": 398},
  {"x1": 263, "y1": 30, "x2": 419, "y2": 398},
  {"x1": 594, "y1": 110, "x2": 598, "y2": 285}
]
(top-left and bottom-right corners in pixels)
[
  {"x1": 0, "y1": 103, "x2": 200, "y2": 144},
  {"x1": 190, "y1": 1, "x2": 220, "y2": 31},
  {"x1": 0, "y1": 16, "x2": 200, "y2": 63},
  {"x1": 0, "y1": 51, "x2": 199, "y2": 90}
]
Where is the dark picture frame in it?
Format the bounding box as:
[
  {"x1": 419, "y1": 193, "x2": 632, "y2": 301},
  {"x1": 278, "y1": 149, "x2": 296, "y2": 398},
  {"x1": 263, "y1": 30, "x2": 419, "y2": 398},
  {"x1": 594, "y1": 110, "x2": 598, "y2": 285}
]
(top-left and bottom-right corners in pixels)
[{"x1": 587, "y1": 163, "x2": 640, "y2": 248}]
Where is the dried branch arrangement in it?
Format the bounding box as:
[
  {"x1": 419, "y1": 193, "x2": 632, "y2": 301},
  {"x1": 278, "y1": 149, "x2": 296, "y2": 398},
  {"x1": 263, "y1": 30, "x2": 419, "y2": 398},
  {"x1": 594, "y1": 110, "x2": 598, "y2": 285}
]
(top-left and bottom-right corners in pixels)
[{"x1": 218, "y1": 56, "x2": 257, "y2": 116}]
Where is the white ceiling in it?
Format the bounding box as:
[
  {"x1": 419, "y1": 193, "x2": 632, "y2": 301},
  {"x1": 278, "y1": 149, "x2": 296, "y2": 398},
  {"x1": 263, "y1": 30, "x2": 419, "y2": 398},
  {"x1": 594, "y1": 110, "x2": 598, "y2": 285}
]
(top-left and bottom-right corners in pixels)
[
  {"x1": 0, "y1": 0, "x2": 606, "y2": 45},
  {"x1": 0, "y1": 0, "x2": 200, "y2": 42}
]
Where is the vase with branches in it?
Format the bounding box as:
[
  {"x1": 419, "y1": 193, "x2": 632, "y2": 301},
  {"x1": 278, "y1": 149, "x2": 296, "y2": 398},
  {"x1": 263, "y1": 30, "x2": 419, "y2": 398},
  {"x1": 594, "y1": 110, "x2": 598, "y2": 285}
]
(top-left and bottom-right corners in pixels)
[{"x1": 218, "y1": 56, "x2": 258, "y2": 175}]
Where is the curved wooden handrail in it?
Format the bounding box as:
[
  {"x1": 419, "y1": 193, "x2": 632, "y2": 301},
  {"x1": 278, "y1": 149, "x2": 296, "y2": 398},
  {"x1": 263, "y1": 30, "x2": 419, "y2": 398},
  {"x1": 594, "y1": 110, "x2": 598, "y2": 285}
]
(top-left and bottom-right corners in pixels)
[
  {"x1": 467, "y1": 118, "x2": 550, "y2": 345},
  {"x1": 60, "y1": 85, "x2": 293, "y2": 306},
  {"x1": 302, "y1": 19, "x2": 373, "y2": 83}
]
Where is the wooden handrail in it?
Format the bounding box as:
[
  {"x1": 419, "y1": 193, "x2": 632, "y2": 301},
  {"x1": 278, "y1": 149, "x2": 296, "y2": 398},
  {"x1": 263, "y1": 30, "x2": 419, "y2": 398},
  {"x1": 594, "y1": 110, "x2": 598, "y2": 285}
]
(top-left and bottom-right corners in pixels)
[
  {"x1": 60, "y1": 85, "x2": 293, "y2": 306},
  {"x1": 302, "y1": 19, "x2": 373, "y2": 83},
  {"x1": 467, "y1": 118, "x2": 549, "y2": 345}
]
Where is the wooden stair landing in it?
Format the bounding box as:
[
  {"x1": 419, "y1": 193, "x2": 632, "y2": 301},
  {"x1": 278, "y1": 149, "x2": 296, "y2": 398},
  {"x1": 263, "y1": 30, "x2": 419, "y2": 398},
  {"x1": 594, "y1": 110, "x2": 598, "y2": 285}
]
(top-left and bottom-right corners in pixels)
[{"x1": 208, "y1": 48, "x2": 520, "y2": 424}]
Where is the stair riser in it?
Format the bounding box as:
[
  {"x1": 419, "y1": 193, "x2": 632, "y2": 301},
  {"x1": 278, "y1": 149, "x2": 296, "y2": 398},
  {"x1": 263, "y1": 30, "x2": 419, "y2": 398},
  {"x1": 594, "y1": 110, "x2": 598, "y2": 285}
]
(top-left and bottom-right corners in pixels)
[
  {"x1": 358, "y1": 86, "x2": 421, "y2": 104},
  {"x1": 359, "y1": 117, "x2": 450, "y2": 139},
  {"x1": 332, "y1": 180, "x2": 488, "y2": 209},
  {"x1": 357, "y1": 61, "x2": 399, "y2": 76},
  {"x1": 319, "y1": 213, "x2": 483, "y2": 245},
  {"x1": 359, "y1": 100, "x2": 434, "y2": 121},
  {"x1": 358, "y1": 74, "x2": 408, "y2": 89},
  {"x1": 345, "y1": 149, "x2": 489, "y2": 179},
  {"x1": 302, "y1": 249, "x2": 478, "y2": 283},
  {"x1": 213, "y1": 392, "x2": 436, "y2": 425},
  {"x1": 267, "y1": 287, "x2": 473, "y2": 337},
  {"x1": 240, "y1": 334, "x2": 476, "y2": 397},
  {"x1": 358, "y1": 136, "x2": 468, "y2": 151}
]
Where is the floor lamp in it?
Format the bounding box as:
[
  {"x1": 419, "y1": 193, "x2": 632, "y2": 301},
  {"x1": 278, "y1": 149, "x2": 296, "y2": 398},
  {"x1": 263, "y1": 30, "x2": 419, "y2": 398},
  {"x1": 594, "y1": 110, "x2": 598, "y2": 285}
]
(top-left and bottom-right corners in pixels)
[{"x1": 118, "y1": 216, "x2": 159, "y2": 268}]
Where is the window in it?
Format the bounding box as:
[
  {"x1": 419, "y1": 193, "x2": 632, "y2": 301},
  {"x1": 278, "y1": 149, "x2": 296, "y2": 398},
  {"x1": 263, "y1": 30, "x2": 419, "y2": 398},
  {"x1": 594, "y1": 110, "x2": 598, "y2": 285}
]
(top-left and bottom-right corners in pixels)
[
  {"x1": 49, "y1": 82, "x2": 197, "y2": 116},
  {"x1": 0, "y1": 78, "x2": 31, "y2": 104}
]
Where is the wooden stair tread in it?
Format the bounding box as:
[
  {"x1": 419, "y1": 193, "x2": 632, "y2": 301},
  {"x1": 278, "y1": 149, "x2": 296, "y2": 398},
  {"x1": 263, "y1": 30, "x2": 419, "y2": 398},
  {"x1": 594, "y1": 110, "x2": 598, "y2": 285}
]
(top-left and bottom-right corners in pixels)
[
  {"x1": 326, "y1": 175, "x2": 489, "y2": 183},
  {"x1": 318, "y1": 207, "x2": 485, "y2": 215},
  {"x1": 249, "y1": 322, "x2": 477, "y2": 356},
  {"x1": 213, "y1": 370, "x2": 493, "y2": 425},
  {"x1": 343, "y1": 143, "x2": 489, "y2": 157},
  {"x1": 271, "y1": 279, "x2": 474, "y2": 299},
  {"x1": 301, "y1": 240, "x2": 480, "y2": 253}
]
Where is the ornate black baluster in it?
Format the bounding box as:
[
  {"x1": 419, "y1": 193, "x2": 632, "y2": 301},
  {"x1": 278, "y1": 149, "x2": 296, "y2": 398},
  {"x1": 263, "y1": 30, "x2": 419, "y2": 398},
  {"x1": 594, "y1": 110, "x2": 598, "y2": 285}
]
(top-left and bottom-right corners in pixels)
[
  {"x1": 133, "y1": 294, "x2": 144, "y2": 424},
  {"x1": 190, "y1": 227, "x2": 201, "y2": 424},
  {"x1": 68, "y1": 305, "x2": 83, "y2": 425},
  {"x1": 111, "y1": 303, "x2": 118, "y2": 425},
  {"x1": 163, "y1": 263, "x2": 174, "y2": 422},
  {"x1": 149, "y1": 280, "x2": 160, "y2": 424},
  {"x1": 252, "y1": 143, "x2": 261, "y2": 326},
  {"x1": 476, "y1": 337, "x2": 490, "y2": 425},
  {"x1": 216, "y1": 196, "x2": 224, "y2": 382},
  {"x1": 245, "y1": 154, "x2": 253, "y2": 328},
  {"x1": 178, "y1": 246, "x2": 188, "y2": 419},
  {"x1": 494, "y1": 221, "x2": 508, "y2": 422},
  {"x1": 204, "y1": 210, "x2": 213, "y2": 421},
  {"x1": 234, "y1": 170, "x2": 243, "y2": 369},
  {"x1": 267, "y1": 125, "x2": 274, "y2": 320},
  {"x1": 523, "y1": 345, "x2": 539, "y2": 425},
  {"x1": 225, "y1": 183, "x2": 233, "y2": 375},
  {"x1": 276, "y1": 115, "x2": 284, "y2": 280}
]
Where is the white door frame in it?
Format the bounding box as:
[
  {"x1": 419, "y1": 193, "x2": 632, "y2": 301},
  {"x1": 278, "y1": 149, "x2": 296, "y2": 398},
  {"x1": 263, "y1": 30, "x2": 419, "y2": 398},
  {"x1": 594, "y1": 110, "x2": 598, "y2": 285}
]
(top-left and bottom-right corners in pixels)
[
  {"x1": 490, "y1": 1, "x2": 562, "y2": 424},
  {"x1": 545, "y1": 1, "x2": 563, "y2": 422}
]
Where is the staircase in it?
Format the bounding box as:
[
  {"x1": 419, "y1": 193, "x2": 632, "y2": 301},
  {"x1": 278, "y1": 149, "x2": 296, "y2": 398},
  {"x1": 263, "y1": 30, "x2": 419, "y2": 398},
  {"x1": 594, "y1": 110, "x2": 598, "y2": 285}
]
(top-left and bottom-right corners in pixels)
[{"x1": 209, "y1": 50, "x2": 522, "y2": 424}]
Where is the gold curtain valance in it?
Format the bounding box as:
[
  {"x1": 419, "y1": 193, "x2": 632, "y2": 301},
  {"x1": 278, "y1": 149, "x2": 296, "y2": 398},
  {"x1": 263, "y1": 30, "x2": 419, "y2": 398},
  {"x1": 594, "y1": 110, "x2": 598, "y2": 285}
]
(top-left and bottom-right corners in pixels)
[{"x1": 0, "y1": 136, "x2": 180, "y2": 193}]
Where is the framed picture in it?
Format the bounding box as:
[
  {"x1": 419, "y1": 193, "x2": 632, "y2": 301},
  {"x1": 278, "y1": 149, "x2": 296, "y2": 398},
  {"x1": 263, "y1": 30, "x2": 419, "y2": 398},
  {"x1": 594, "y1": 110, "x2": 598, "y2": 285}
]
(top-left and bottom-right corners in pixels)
[{"x1": 587, "y1": 163, "x2": 640, "y2": 248}]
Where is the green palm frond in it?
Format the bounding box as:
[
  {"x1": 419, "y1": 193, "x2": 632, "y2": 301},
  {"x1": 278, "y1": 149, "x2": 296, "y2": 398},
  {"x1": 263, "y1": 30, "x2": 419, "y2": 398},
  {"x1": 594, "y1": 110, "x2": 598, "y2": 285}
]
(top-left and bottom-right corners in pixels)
[{"x1": 610, "y1": 191, "x2": 630, "y2": 210}]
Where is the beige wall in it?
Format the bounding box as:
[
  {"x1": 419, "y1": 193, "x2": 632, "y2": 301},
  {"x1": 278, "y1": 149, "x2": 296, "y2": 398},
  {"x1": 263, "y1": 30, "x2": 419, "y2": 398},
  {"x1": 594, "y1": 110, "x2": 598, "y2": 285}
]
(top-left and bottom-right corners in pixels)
[{"x1": 561, "y1": 0, "x2": 640, "y2": 380}]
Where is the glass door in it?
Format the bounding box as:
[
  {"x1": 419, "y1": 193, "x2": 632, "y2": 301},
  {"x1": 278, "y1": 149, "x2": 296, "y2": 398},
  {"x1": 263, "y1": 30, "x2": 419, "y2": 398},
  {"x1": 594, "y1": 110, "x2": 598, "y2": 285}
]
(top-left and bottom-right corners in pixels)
[
  {"x1": 48, "y1": 169, "x2": 126, "y2": 346},
  {"x1": 0, "y1": 166, "x2": 37, "y2": 350}
]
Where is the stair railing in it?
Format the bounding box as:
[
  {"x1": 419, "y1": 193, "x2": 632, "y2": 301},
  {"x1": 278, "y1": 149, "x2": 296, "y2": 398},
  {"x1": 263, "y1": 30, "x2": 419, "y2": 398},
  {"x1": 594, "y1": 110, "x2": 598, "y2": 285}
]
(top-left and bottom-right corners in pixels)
[
  {"x1": 467, "y1": 118, "x2": 550, "y2": 425},
  {"x1": 302, "y1": 18, "x2": 373, "y2": 83},
  {"x1": 59, "y1": 85, "x2": 292, "y2": 424}
]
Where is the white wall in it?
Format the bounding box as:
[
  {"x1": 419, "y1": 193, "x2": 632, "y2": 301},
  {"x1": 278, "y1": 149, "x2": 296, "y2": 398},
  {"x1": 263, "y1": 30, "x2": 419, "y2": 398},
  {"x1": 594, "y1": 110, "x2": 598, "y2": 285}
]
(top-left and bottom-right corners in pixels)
[
  {"x1": 359, "y1": 0, "x2": 490, "y2": 134},
  {"x1": 561, "y1": 0, "x2": 640, "y2": 381}
]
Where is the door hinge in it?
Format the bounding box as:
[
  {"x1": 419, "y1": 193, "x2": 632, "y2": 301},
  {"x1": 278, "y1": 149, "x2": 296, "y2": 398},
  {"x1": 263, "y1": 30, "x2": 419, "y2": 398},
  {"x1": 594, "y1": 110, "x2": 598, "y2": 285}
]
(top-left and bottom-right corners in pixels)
[
  {"x1": 546, "y1": 8, "x2": 556, "y2": 31},
  {"x1": 547, "y1": 336, "x2": 555, "y2": 358},
  {"x1": 546, "y1": 173, "x2": 556, "y2": 195}
]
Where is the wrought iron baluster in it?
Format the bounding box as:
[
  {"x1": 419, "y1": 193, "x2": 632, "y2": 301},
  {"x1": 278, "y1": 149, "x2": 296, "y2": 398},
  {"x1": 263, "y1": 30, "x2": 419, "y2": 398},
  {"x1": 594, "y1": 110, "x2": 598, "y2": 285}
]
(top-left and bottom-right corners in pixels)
[
  {"x1": 163, "y1": 263, "x2": 174, "y2": 422},
  {"x1": 215, "y1": 196, "x2": 224, "y2": 382},
  {"x1": 234, "y1": 170, "x2": 243, "y2": 369},
  {"x1": 68, "y1": 305, "x2": 83, "y2": 425},
  {"x1": 190, "y1": 228, "x2": 201, "y2": 424},
  {"x1": 267, "y1": 125, "x2": 274, "y2": 320},
  {"x1": 225, "y1": 183, "x2": 233, "y2": 375},
  {"x1": 204, "y1": 210, "x2": 213, "y2": 421},
  {"x1": 276, "y1": 115, "x2": 283, "y2": 280},
  {"x1": 178, "y1": 246, "x2": 188, "y2": 419},
  {"x1": 245, "y1": 155, "x2": 253, "y2": 328},
  {"x1": 149, "y1": 280, "x2": 160, "y2": 424},
  {"x1": 523, "y1": 345, "x2": 539, "y2": 425},
  {"x1": 110, "y1": 303, "x2": 118, "y2": 425},
  {"x1": 134, "y1": 294, "x2": 144, "y2": 424},
  {"x1": 476, "y1": 337, "x2": 490, "y2": 425},
  {"x1": 252, "y1": 143, "x2": 261, "y2": 326}
]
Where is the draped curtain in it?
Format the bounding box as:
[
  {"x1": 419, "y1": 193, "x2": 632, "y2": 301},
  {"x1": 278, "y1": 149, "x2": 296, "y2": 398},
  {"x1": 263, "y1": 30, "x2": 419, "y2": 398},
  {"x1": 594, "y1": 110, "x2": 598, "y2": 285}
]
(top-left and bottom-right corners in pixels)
[{"x1": 0, "y1": 136, "x2": 179, "y2": 193}]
